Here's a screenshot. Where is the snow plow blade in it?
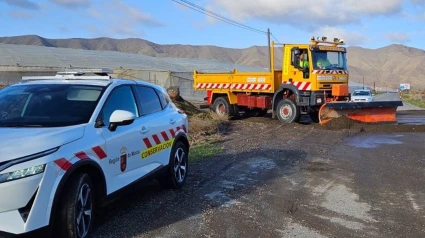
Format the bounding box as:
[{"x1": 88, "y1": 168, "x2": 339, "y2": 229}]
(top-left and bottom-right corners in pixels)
[{"x1": 319, "y1": 101, "x2": 404, "y2": 125}]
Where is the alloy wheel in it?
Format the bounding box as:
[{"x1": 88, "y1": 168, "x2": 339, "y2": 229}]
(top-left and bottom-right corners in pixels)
[{"x1": 173, "y1": 147, "x2": 187, "y2": 183}]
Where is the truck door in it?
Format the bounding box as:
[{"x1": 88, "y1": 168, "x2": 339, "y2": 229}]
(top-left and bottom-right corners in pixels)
[{"x1": 283, "y1": 46, "x2": 312, "y2": 92}]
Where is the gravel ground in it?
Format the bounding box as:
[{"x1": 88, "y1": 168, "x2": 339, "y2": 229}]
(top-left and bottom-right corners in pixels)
[{"x1": 90, "y1": 112, "x2": 425, "y2": 238}]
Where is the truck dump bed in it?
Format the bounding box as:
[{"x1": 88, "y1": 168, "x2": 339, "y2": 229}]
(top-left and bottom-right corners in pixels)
[{"x1": 193, "y1": 69, "x2": 282, "y2": 93}]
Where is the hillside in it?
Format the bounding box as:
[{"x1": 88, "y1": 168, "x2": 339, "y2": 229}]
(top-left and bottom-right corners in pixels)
[{"x1": 1, "y1": 35, "x2": 424, "y2": 89}]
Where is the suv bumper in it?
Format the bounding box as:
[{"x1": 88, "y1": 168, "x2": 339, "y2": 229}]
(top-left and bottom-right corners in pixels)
[{"x1": 0, "y1": 163, "x2": 57, "y2": 235}]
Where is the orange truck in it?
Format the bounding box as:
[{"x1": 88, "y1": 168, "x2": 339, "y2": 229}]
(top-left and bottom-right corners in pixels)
[{"x1": 193, "y1": 37, "x2": 402, "y2": 124}]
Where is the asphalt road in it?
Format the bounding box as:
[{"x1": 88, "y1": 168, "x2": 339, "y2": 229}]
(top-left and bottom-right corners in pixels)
[
  {"x1": 374, "y1": 92, "x2": 424, "y2": 111},
  {"x1": 89, "y1": 117, "x2": 425, "y2": 238}
]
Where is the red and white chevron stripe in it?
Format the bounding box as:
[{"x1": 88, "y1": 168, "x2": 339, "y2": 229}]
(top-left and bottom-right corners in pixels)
[
  {"x1": 142, "y1": 125, "x2": 187, "y2": 148},
  {"x1": 53, "y1": 124, "x2": 188, "y2": 172},
  {"x1": 196, "y1": 83, "x2": 231, "y2": 89},
  {"x1": 230, "y1": 83, "x2": 272, "y2": 90},
  {"x1": 282, "y1": 81, "x2": 312, "y2": 91},
  {"x1": 312, "y1": 70, "x2": 348, "y2": 74},
  {"x1": 54, "y1": 145, "x2": 109, "y2": 171},
  {"x1": 196, "y1": 83, "x2": 272, "y2": 91}
]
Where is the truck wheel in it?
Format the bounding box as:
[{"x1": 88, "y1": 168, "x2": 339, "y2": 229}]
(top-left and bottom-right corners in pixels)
[
  {"x1": 58, "y1": 173, "x2": 95, "y2": 238},
  {"x1": 276, "y1": 99, "x2": 300, "y2": 123},
  {"x1": 213, "y1": 97, "x2": 235, "y2": 117}
]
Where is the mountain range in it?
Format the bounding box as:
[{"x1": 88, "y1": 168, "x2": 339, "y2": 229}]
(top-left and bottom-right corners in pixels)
[{"x1": 1, "y1": 35, "x2": 424, "y2": 89}]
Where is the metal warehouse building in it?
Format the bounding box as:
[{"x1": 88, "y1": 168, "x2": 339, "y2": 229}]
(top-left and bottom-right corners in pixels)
[{"x1": 0, "y1": 43, "x2": 266, "y2": 101}]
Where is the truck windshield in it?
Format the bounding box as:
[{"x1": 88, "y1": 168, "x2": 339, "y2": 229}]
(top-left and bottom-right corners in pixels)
[
  {"x1": 0, "y1": 84, "x2": 105, "y2": 127},
  {"x1": 312, "y1": 51, "x2": 347, "y2": 70}
]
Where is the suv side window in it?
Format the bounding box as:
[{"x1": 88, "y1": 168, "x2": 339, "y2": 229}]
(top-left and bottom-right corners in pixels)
[
  {"x1": 100, "y1": 85, "x2": 138, "y2": 125},
  {"x1": 134, "y1": 86, "x2": 163, "y2": 116},
  {"x1": 155, "y1": 88, "x2": 170, "y2": 108}
]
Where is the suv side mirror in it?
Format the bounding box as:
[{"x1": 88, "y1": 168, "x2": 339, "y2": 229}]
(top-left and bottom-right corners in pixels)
[{"x1": 108, "y1": 110, "x2": 136, "y2": 131}]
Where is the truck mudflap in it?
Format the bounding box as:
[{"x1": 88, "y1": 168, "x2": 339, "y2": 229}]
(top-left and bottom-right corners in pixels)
[{"x1": 318, "y1": 101, "x2": 404, "y2": 125}]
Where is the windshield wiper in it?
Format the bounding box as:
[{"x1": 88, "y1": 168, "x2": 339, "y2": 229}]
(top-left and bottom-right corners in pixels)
[{"x1": 332, "y1": 66, "x2": 346, "y2": 70}]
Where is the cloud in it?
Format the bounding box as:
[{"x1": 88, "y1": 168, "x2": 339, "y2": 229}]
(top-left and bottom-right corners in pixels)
[
  {"x1": 208, "y1": 0, "x2": 405, "y2": 29},
  {"x1": 410, "y1": 0, "x2": 425, "y2": 7},
  {"x1": 85, "y1": 0, "x2": 166, "y2": 37},
  {"x1": 384, "y1": 32, "x2": 410, "y2": 44},
  {"x1": 315, "y1": 27, "x2": 369, "y2": 46},
  {"x1": 0, "y1": 0, "x2": 40, "y2": 10},
  {"x1": 9, "y1": 10, "x2": 33, "y2": 19},
  {"x1": 49, "y1": 0, "x2": 90, "y2": 9}
]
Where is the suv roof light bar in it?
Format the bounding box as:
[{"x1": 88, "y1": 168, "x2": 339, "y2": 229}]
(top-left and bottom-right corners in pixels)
[
  {"x1": 56, "y1": 68, "x2": 114, "y2": 76},
  {"x1": 21, "y1": 68, "x2": 114, "y2": 82}
]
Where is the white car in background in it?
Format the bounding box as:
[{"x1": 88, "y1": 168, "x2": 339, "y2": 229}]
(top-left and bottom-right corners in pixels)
[
  {"x1": 351, "y1": 89, "x2": 374, "y2": 102},
  {"x1": 0, "y1": 69, "x2": 189, "y2": 238}
]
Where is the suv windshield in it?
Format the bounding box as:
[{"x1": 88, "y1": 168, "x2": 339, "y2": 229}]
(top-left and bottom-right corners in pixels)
[
  {"x1": 312, "y1": 51, "x2": 347, "y2": 70},
  {"x1": 0, "y1": 84, "x2": 105, "y2": 127}
]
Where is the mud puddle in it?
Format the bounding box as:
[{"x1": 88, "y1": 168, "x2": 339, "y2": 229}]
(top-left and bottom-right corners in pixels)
[{"x1": 345, "y1": 134, "x2": 404, "y2": 148}]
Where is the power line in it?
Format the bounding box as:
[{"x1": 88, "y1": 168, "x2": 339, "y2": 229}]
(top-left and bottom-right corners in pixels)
[
  {"x1": 270, "y1": 33, "x2": 282, "y2": 44},
  {"x1": 179, "y1": 0, "x2": 267, "y2": 34},
  {"x1": 171, "y1": 0, "x2": 267, "y2": 35}
]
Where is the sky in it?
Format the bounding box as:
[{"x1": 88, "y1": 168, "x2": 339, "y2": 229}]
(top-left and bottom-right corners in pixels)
[{"x1": 0, "y1": 0, "x2": 424, "y2": 50}]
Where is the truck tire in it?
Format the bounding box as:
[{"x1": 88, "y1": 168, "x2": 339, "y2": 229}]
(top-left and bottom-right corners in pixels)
[
  {"x1": 212, "y1": 97, "x2": 235, "y2": 117},
  {"x1": 276, "y1": 98, "x2": 301, "y2": 123}
]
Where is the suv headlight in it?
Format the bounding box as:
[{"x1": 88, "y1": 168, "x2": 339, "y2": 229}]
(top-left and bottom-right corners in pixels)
[{"x1": 0, "y1": 164, "x2": 45, "y2": 184}]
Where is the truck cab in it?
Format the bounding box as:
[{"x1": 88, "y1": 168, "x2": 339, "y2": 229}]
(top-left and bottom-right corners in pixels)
[{"x1": 273, "y1": 37, "x2": 350, "y2": 122}]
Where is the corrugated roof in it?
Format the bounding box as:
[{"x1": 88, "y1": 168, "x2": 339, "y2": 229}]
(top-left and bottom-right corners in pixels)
[{"x1": 0, "y1": 43, "x2": 267, "y2": 72}]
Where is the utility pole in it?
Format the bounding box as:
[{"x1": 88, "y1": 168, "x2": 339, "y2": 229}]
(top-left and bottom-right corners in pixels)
[
  {"x1": 363, "y1": 76, "x2": 365, "y2": 89},
  {"x1": 267, "y1": 28, "x2": 271, "y2": 72}
]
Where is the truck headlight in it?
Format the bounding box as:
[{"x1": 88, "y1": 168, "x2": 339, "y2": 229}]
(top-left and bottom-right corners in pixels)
[
  {"x1": 317, "y1": 98, "x2": 322, "y2": 104},
  {"x1": 0, "y1": 164, "x2": 45, "y2": 184}
]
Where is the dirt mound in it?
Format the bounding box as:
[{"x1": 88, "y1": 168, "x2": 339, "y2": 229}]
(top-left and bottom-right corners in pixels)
[{"x1": 321, "y1": 116, "x2": 359, "y2": 130}]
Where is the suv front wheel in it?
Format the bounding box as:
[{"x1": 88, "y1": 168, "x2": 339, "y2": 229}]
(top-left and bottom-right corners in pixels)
[
  {"x1": 58, "y1": 173, "x2": 95, "y2": 238},
  {"x1": 160, "y1": 140, "x2": 188, "y2": 189}
]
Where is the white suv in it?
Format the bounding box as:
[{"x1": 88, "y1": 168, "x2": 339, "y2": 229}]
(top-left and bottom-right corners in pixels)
[
  {"x1": 0, "y1": 69, "x2": 189, "y2": 238},
  {"x1": 350, "y1": 89, "x2": 374, "y2": 102}
]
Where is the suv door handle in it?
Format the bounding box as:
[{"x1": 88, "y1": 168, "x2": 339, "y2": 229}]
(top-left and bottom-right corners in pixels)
[
  {"x1": 169, "y1": 118, "x2": 176, "y2": 124},
  {"x1": 140, "y1": 126, "x2": 149, "y2": 134}
]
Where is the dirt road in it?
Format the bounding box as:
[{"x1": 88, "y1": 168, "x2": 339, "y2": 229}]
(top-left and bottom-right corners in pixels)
[{"x1": 90, "y1": 117, "x2": 425, "y2": 238}]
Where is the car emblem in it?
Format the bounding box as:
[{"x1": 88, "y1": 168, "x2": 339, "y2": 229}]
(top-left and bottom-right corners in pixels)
[{"x1": 120, "y1": 146, "x2": 127, "y2": 172}]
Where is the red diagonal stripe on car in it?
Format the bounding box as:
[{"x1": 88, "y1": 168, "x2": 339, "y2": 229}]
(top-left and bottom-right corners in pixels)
[
  {"x1": 161, "y1": 131, "x2": 169, "y2": 141},
  {"x1": 152, "y1": 134, "x2": 161, "y2": 145},
  {"x1": 54, "y1": 158, "x2": 72, "y2": 171},
  {"x1": 182, "y1": 125, "x2": 187, "y2": 133},
  {"x1": 92, "y1": 146, "x2": 107, "y2": 159},
  {"x1": 143, "y1": 138, "x2": 153, "y2": 148},
  {"x1": 75, "y1": 151, "x2": 89, "y2": 160},
  {"x1": 169, "y1": 129, "x2": 175, "y2": 138}
]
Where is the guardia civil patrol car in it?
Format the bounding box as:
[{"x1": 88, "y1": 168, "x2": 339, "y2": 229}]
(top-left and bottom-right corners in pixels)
[{"x1": 0, "y1": 69, "x2": 189, "y2": 238}]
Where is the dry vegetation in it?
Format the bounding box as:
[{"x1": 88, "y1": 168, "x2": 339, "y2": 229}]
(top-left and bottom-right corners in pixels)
[
  {"x1": 171, "y1": 96, "x2": 229, "y2": 162},
  {"x1": 172, "y1": 98, "x2": 228, "y2": 146},
  {"x1": 401, "y1": 90, "x2": 425, "y2": 108}
]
